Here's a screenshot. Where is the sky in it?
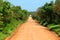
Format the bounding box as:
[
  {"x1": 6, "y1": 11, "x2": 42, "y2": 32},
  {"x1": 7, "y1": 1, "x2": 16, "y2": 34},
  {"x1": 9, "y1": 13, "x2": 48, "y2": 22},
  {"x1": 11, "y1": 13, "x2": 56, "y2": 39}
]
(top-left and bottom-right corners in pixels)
[{"x1": 8, "y1": 0, "x2": 55, "y2": 12}]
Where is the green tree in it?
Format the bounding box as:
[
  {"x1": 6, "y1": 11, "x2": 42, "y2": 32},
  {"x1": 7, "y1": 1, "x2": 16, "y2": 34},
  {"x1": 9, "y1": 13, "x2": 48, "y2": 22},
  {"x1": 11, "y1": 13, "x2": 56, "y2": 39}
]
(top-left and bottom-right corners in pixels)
[{"x1": 37, "y1": 1, "x2": 55, "y2": 25}]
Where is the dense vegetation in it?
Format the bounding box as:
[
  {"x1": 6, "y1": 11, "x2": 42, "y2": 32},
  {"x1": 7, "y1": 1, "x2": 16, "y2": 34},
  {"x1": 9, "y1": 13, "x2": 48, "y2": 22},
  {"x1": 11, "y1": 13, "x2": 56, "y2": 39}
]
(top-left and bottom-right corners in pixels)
[
  {"x1": 32, "y1": 0, "x2": 60, "y2": 36},
  {"x1": 0, "y1": 0, "x2": 60, "y2": 40},
  {"x1": 0, "y1": 0, "x2": 29, "y2": 40}
]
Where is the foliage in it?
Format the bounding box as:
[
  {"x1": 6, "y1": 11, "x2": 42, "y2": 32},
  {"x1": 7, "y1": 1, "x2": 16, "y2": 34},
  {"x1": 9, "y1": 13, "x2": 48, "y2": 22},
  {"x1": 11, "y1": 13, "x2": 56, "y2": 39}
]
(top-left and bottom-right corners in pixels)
[
  {"x1": 0, "y1": 20, "x2": 23, "y2": 40},
  {"x1": 0, "y1": 0, "x2": 60, "y2": 39},
  {"x1": 55, "y1": 0, "x2": 60, "y2": 12},
  {"x1": 32, "y1": 1, "x2": 60, "y2": 36},
  {"x1": 48, "y1": 24, "x2": 60, "y2": 36},
  {"x1": 0, "y1": 0, "x2": 29, "y2": 31},
  {"x1": 0, "y1": 0, "x2": 29, "y2": 40}
]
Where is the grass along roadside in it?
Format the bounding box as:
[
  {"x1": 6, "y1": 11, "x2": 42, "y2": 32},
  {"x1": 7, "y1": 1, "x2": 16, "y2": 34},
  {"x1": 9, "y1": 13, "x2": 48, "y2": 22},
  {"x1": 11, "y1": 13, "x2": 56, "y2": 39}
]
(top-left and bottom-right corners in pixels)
[{"x1": 0, "y1": 19, "x2": 24, "y2": 40}]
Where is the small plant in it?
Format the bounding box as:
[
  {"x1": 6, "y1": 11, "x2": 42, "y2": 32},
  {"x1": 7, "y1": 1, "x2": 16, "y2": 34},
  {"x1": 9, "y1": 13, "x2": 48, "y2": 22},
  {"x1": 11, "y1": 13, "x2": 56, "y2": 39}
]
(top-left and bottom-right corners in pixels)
[{"x1": 48, "y1": 24, "x2": 60, "y2": 36}]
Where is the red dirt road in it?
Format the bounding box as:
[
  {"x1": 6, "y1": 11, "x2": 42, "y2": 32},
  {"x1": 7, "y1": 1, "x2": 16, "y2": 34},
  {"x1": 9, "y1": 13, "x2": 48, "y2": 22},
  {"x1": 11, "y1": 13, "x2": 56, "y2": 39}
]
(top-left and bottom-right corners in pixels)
[{"x1": 5, "y1": 16, "x2": 60, "y2": 40}]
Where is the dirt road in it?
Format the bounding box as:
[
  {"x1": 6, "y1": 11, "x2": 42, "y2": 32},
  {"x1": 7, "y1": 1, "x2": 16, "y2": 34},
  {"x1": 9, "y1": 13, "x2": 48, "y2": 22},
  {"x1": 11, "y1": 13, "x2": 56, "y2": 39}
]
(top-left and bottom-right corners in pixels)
[{"x1": 5, "y1": 16, "x2": 60, "y2": 40}]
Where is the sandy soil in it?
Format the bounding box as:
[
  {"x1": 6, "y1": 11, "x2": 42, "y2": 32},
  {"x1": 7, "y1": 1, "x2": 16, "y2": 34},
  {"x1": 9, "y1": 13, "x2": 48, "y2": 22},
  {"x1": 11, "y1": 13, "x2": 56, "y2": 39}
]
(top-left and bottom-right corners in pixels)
[{"x1": 5, "y1": 16, "x2": 60, "y2": 40}]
